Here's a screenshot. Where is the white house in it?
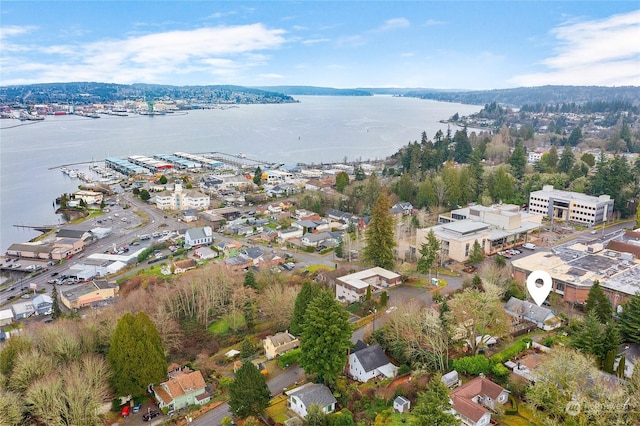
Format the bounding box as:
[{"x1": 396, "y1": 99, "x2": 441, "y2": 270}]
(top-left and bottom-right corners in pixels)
[
  {"x1": 286, "y1": 383, "x2": 336, "y2": 419},
  {"x1": 11, "y1": 301, "x2": 35, "y2": 320},
  {"x1": 184, "y1": 226, "x2": 213, "y2": 248},
  {"x1": 0, "y1": 309, "x2": 14, "y2": 326},
  {"x1": 348, "y1": 341, "x2": 398, "y2": 383}
]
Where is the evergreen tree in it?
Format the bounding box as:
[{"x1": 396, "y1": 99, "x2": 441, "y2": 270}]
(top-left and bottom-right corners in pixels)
[
  {"x1": 616, "y1": 356, "x2": 626, "y2": 378},
  {"x1": 365, "y1": 285, "x2": 372, "y2": 301},
  {"x1": 159, "y1": 175, "x2": 168, "y2": 184},
  {"x1": 107, "y1": 312, "x2": 167, "y2": 397},
  {"x1": 354, "y1": 166, "x2": 366, "y2": 181},
  {"x1": 571, "y1": 310, "x2": 620, "y2": 364},
  {"x1": 412, "y1": 374, "x2": 459, "y2": 425},
  {"x1": 335, "y1": 171, "x2": 350, "y2": 193},
  {"x1": 380, "y1": 291, "x2": 388, "y2": 306},
  {"x1": 334, "y1": 239, "x2": 344, "y2": 259},
  {"x1": 468, "y1": 240, "x2": 484, "y2": 264},
  {"x1": 243, "y1": 301, "x2": 255, "y2": 330},
  {"x1": 509, "y1": 142, "x2": 527, "y2": 179},
  {"x1": 363, "y1": 193, "x2": 395, "y2": 269},
  {"x1": 253, "y1": 167, "x2": 263, "y2": 185},
  {"x1": 300, "y1": 292, "x2": 352, "y2": 384},
  {"x1": 417, "y1": 229, "x2": 440, "y2": 276},
  {"x1": 546, "y1": 146, "x2": 559, "y2": 170},
  {"x1": 243, "y1": 271, "x2": 257, "y2": 289},
  {"x1": 228, "y1": 361, "x2": 270, "y2": 419},
  {"x1": 139, "y1": 189, "x2": 151, "y2": 201},
  {"x1": 51, "y1": 284, "x2": 61, "y2": 320},
  {"x1": 290, "y1": 281, "x2": 322, "y2": 336},
  {"x1": 584, "y1": 281, "x2": 613, "y2": 323},
  {"x1": 240, "y1": 336, "x2": 255, "y2": 359},
  {"x1": 453, "y1": 128, "x2": 472, "y2": 163},
  {"x1": 558, "y1": 144, "x2": 576, "y2": 173},
  {"x1": 619, "y1": 293, "x2": 640, "y2": 344}
]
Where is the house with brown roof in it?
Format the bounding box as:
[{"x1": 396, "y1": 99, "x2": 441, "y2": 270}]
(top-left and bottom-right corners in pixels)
[
  {"x1": 263, "y1": 331, "x2": 300, "y2": 360},
  {"x1": 172, "y1": 259, "x2": 196, "y2": 274},
  {"x1": 450, "y1": 376, "x2": 509, "y2": 426},
  {"x1": 153, "y1": 368, "x2": 210, "y2": 413}
]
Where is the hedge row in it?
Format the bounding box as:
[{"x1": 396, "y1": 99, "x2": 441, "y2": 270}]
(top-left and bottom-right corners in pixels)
[{"x1": 489, "y1": 337, "x2": 532, "y2": 364}]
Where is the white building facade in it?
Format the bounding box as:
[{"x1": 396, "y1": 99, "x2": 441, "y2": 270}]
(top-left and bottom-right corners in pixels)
[{"x1": 529, "y1": 185, "x2": 613, "y2": 225}]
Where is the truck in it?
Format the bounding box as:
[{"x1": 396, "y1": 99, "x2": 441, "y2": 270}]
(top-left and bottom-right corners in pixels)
[{"x1": 522, "y1": 243, "x2": 536, "y2": 250}]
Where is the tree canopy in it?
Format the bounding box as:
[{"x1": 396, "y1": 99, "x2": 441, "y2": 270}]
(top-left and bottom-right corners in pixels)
[
  {"x1": 411, "y1": 374, "x2": 459, "y2": 425},
  {"x1": 584, "y1": 281, "x2": 613, "y2": 323},
  {"x1": 363, "y1": 193, "x2": 395, "y2": 269},
  {"x1": 619, "y1": 293, "x2": 640, "y2": 344},
  {"x1": 107, "y1": 312, "x2": 167, "y2": 397},
  {"x1": 228, "y1": 361, "x2": 271, "y2": 419},
  {"x1": 299, "y1": 291, "x2": 352, "y2": 384},
  {"x1": 290, "y1": 280, "x2": 322, "y2": 336}
]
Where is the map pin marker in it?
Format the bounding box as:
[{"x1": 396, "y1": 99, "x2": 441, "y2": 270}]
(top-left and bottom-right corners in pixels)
[{"x1": 526, "y1": 270, "x2": 553, "y2": 307}]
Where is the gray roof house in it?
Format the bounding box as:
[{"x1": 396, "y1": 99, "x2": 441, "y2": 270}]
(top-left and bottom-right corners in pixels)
[
  {"x1": 184, "y1": 226, "x2": 213, "y2": 248},
  {"x1": 348, "y1": 340, "x2": 398, "y2": 383},
  {"x1": 286, "y1": 383, "x2": 336, "y2": 419},
  {"x1": 32, "y1": 294, "x2": 54, "y2": 316},
  {"x1": 12, "y1": 301, "x2": 35, "y2": 320},
  {"x1": 504, "y1": 297, "x2": 562, "y2": 331}
]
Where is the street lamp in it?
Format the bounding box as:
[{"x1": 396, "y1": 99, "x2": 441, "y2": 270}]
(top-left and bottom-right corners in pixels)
[{"x1": 369, "y1": 308, "x2": 377, "y2": 332}]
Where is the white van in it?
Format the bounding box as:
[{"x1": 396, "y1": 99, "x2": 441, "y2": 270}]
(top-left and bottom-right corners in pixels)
[{"x1": 522, "y1": 243, "x2": 536, "y2": 250}]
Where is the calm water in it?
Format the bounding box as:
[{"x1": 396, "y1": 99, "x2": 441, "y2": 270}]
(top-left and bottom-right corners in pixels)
[{"x1": 0, "y1": 95, "x2": 481, "y2": 251}]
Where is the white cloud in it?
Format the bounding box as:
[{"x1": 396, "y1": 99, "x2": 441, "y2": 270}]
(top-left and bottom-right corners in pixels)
[
  {"x1": 258, "y1": 73, "x2": 284, "y2": 79},
  {"x1": 424, "y1": 19, "x2": 445, "y2": 27},
  {"x1": 1, "y1": 24, "x2": 287, "y2": 85},
  {"x1": 511, "y1": 10, "x2": 640, "y2": 86},
  {"x1": 302, "y1": 37, "x2": 330, "y2": 45},
  {"x1": 0, "y1": 25, "x2": 37, "y2": 40},
  {"x1": 379, "y1": 18, "x2": 410, "y2": 31},
  {"x1": 400, "y1": 52, "x2": 414, "y2": 57}
]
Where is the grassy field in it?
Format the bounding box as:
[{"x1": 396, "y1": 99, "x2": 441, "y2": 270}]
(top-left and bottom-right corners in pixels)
[{"x1": 208, "y1": 312, "x2": 246, "y2": 334}]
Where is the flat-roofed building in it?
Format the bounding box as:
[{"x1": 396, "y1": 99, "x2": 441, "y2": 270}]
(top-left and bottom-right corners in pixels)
[
  {"x1": 529, "y1": 185, "x2": 613, "y2": 225},
  {"x1": 60, "y1": 279, "x2": 119, "y2": 310},
  {"x1": 73, "y1": 190, "x2": 104, "y2": 205},
  {"x1": 512, "y1": 243, "x2": 640, "y2": 310},
  {"x1": 6, "y1": 242, "x2": 54, "y2": 260},
  {"x1": 336, "y1": 267, "x2": 401, "y2": 303},
  {"x1": 417, "y1": 204, "x2": 542, "y2": 263}
]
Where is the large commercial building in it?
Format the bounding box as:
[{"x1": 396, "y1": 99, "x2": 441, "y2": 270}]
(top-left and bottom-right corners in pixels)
[
  {"x1": 155, "y1": 183, "x2": 210, "y2": 211},
  {"x1": 528, "y1": 185, "x2": 613, "y2": 225},
  {"x1": 511, "y1": 237, "x2": 640, "y2": 310},
  {"x1": 60, "y1": 279, "x2": 119, "y2": 309},
  {"x1": 416, "y1": 204, "x2": 543, "y2": 263}
]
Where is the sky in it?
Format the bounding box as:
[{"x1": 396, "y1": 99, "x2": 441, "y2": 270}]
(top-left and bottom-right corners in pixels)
[{"x1": 1, "y1": 1, "x2": 639, "y2": 90}]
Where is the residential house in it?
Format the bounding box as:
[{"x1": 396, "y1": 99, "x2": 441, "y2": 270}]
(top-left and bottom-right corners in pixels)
[
  {"x1": 184, "y1": 226, "x2": 213, "y2": 248},
  {"x1": 450, "y1": 377, "x2": 510, "y2": 426},
  {"x1": 300, "y1": 231, "x2": 338, "y2": 248},
  {"x1": 240, "y1": 247, "x2": 264, "y2": 266},
  {"x1": 11, "y1": 301, "x2": 35, "y2": 320},
  {"x1": 0, "y1": 309, "x2": 14, "y2": 326},
  {"x1": 263, "y1": 331, "x2": 300, "y2": 360},
  {"x1": 390, "y1": 202, "x2": 413, "y2": 218},
  {"x1": 258, "y1": 253, "x2": 285, "y2": 269},
  {"x1": 393, "y1": 396, "x2": 411, "y2": 413},
  {"x1": 336, "y1": 267, "x2": 401, "y2": 304},
  {"x1": 172, "y1": 259, "x2": 196, "y2": 274},
  {"x1": 348, "y1": 341, "x2": 398, "y2": 383},
  {"x1": 153, "y1": 368, "x2": 210, "y2": 412},
  {"x1": 504, "y1": 297, "x2": 562, "y2": 331},
  {"x1": 326, "y1": 208, "x2": 354, "y2": 223},
  {"x1": 278, "y1": 227, "x2": 303, "y2": 241},
  {"x1": 193, "y1": 247, "x2": 218, "y2": 260},
  {"x1": 32, "y1": 294, "x2": 53, "y2": 316},
  {"x1": 316, "y1": 267, "x2": 351, "y2": 291},
  {"x1": 224, "y1": 255, "x2": 252, "y2": 272},
  {"x1": 287, "y1": 383, "x2": 337, "y2": 419},
  {"x1": 293, "y1": 220, "x2": 329, "y2": 234}
]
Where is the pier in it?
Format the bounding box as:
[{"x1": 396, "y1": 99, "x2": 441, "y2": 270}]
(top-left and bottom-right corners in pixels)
[{"x1": 13, "y1": 224, "x2": 58, "y2": 233}]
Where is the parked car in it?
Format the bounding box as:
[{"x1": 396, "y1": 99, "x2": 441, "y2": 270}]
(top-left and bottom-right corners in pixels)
[
  {"x1": 121, "y1": 405, "x2": 130, "y2": 418},
  {"x1": 522, "y1": 243, "x2": 536, "y2": 250},
  {"x1": 133, "y1": 402, "x2": 142, "y2": 413},
  {"x1": 142, "y1": 409, "x2": 160, "y2": 421}
]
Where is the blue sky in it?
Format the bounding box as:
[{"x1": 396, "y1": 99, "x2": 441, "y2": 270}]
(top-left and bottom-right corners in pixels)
[{"x1": 1, "y1": 1, "x2": 638, "y2": 89}]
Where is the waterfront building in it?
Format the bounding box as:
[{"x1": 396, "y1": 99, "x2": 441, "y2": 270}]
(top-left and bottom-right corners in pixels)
[
  {"x1": 73, "y1": 190, "x2": 104, "y2": 205},
  {"x1": 528, "y1": 185, "x2": 613, "y2": 225}
]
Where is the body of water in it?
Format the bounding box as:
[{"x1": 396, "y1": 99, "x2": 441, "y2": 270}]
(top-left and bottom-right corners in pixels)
[{"x1": 0, "y1": 95, "x2": 481, "y2": 251}]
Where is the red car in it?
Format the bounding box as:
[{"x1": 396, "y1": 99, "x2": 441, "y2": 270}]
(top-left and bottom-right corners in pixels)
[{"x1": 121, "y1": 406, "x2": 130, "y2": 418}]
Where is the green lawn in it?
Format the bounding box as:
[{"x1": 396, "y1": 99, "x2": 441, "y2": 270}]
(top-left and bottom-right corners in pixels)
[{"x1": 208, "y1": 312, "x2": 246, "y2": 334}]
